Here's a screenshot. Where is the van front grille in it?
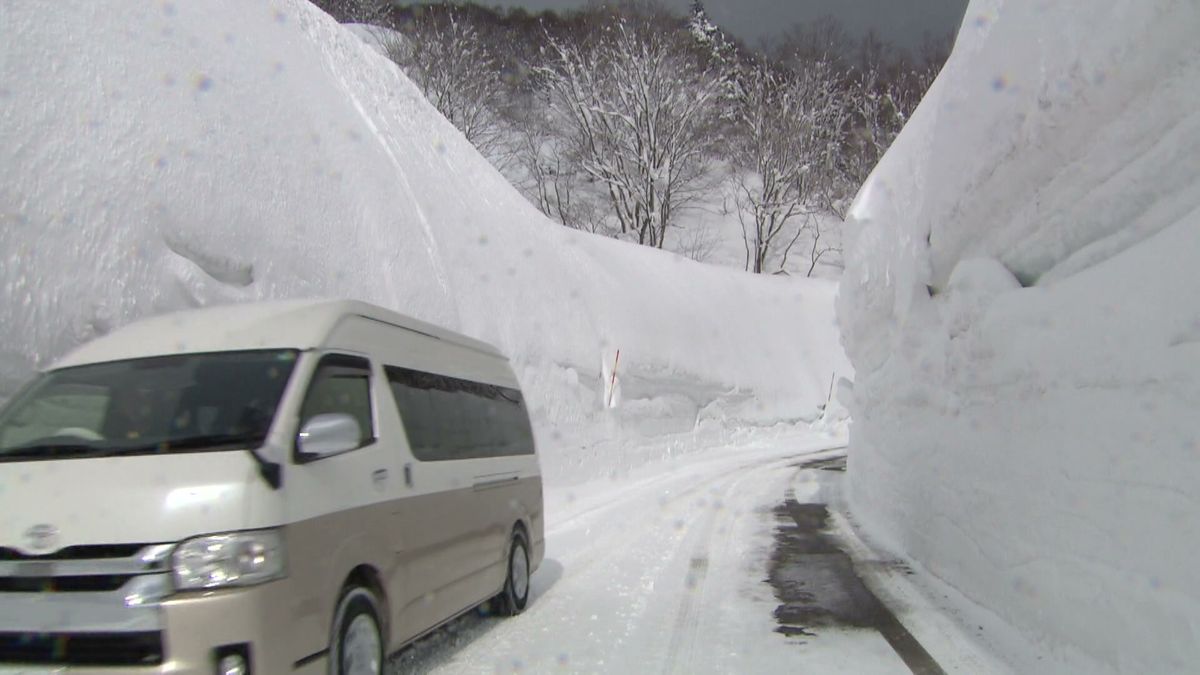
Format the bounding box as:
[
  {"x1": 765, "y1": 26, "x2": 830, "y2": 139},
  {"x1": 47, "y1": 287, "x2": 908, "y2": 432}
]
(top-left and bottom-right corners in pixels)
[
  {"x1": 0, "y1": 631, "x2": 163, "y2": 666},
  {"x1": 0, "y1": 544, "x2": 145, "y2": 561},
  {"x1": 0, "y1": 543, "x2": 172, "y2": 584},
  {"x1": 0, "y1": 575, "x2": 131, "y2": 593}
]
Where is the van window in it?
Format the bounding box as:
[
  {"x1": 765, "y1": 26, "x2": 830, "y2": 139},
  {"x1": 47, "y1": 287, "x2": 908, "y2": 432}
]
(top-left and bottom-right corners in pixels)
[
  {"x1": 385, "y1": 366, "x2": 534, "y2": 461},
  {"x1": 0, "y1": 350, "x2": 298, "y2": 460},
  {"x1": 0, "y1": 383, "x2": 107, "y2": 449},
  {"x1": 299, "y1": 354, "x2": 374, "y2": 447}
]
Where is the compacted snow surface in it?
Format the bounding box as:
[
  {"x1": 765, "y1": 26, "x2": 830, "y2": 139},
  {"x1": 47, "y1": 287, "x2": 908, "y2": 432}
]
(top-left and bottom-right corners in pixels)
[
  {"x1": 840, "y1": 0, "x2": 1200, "y2": 672},
  {"x1": 386, "y1": 430, "x2": 913, "y2": 675}
]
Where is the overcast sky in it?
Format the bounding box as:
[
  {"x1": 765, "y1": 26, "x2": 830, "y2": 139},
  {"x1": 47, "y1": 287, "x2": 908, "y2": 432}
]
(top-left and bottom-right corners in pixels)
[{"x1": 484, "y1": 0, "x2": 970, "y2": 53}]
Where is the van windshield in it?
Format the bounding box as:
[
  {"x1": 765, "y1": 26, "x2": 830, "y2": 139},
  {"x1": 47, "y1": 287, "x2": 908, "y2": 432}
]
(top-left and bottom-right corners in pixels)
[{"x1": 0, "y1": 350, "x2": 298, "y2": 461}]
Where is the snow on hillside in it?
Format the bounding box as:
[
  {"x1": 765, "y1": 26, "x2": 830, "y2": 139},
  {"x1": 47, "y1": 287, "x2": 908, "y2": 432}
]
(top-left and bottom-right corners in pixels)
[
  {"x1": 840, "y1": 0, "x2": 1200, "y2": 672},
  {"x1": 0, "y1": 0, "x2": 849, "y2": 486},
  {"x1": 343, "y1": 22, "x2": 405, "y2": 55}
]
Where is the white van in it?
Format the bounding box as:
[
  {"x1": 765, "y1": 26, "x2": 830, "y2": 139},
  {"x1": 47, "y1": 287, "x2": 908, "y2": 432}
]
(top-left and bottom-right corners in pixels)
[{"x1": 0, "y1": 299, "x2": 544, "y2": 674}]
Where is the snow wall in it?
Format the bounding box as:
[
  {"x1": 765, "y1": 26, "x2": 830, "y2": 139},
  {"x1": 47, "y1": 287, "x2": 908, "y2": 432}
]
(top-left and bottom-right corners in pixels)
[
  {"x1": 0, "y1": 1, "x2": 849, "y2": 487},
  {"x1": 839, "y1": 0, "x2": 1200, "y2": 672}
]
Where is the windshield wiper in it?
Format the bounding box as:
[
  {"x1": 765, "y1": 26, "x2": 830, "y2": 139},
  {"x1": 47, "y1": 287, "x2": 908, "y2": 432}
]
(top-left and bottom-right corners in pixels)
[
  {"x1": 120, "y1": 432, "x2": 282, "y2": 490},
  {"x1": 0, "y1": 444, "x2": 108, "y2": 462},
  {"x1": 84, "y1": 432, "x2": 264, "y2": 458},
  {"x1": 1, "y1": 434, "x2": 283, "y2": 489}
]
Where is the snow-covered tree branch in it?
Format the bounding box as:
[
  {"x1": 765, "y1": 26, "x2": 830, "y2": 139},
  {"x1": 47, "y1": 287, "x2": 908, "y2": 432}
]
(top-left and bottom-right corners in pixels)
[
  {"x1": 384, "y1": 6, "x2": 512, "y2": 168},
  {"x1": 318, "y1": 0, "x2": 947, "y2": 272},
  {"x1": 535, "y1": 15, "x2": 724, "y2": 248},
  {"x1": 730, "y1": 59, "x2": 842, "y2": 274}
]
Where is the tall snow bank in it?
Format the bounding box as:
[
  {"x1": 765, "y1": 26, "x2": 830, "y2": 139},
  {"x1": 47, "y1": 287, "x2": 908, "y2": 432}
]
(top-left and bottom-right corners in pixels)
[
  {"x1": 840, "y1": 0, "x2": 1200, "y2": 672},
  {"x1": 0, "y1": 1, "x2": 848, "y2": 486}
]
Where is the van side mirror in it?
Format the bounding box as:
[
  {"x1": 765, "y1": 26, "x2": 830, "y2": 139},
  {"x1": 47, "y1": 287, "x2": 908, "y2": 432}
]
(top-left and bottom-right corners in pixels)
[{"x1": 296, "y1": 413, "x2": 361, "y2": 460}]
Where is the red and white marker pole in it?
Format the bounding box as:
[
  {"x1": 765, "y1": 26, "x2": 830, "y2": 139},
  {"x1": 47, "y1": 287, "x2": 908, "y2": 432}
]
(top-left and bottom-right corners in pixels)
[{"x1": 607, "y1": 349, "x2": 621, "y2": 409}]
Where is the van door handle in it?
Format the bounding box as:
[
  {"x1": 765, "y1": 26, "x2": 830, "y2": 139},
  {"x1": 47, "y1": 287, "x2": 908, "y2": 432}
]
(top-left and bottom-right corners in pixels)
[
  {"x1": 473, "y1": 475, "x2": 519, "y2": 491},
  {"x1": 372, "y1": 469, "x2": 388, "y2": 486},
  {"x1": 403, "y1": 463, "x2": 413, "y2": 488}
]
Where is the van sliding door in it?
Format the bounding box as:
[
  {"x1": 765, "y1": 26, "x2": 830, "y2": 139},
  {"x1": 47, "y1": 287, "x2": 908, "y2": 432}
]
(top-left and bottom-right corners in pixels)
[{"x1": 384, "y1": 366, "x2": 536, "y2": 621}]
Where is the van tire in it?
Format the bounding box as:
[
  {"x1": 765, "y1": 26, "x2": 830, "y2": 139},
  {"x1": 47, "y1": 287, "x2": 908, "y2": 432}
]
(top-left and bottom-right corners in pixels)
[
  {"x1": 329, "y1": 586, "x2": 383, "y2": 675},
  {"x1": 494, "y1": 529, "x2": 530, "y2": 616}
]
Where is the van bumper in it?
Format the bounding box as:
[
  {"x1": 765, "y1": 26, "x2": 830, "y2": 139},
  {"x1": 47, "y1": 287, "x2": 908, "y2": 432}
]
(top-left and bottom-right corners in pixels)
[
  {"x1": 157, "y1": 579, "x2": 321, "y2": 674},
  {"x1": 0, "y1": 580, "x2": 323, "y2": 675}
]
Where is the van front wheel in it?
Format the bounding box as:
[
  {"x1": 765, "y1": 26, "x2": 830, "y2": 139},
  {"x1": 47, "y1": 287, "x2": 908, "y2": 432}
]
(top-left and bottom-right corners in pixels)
[
  {"x1": 495, "y1": 530, "x2": 530, "y2": 616},
  {"x1": 330, "y1": 587, "x2": 383, "y2": 675}
]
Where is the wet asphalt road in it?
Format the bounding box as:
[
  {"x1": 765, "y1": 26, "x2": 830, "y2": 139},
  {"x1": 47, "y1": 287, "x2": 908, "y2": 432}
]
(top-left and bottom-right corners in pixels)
[{"x1": 768, "y1": 456, "x2": 947, "y2": 675}]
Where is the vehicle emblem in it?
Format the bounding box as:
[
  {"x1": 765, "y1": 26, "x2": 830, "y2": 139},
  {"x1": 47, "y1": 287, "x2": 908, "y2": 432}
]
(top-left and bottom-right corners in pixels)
[{"x1": 24, "y1": 524, "x2": 60, "y2": 552}]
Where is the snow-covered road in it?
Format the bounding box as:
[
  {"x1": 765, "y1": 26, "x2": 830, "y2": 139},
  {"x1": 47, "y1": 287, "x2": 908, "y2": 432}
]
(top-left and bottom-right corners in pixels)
[{"x1": 386, "y1": 431, "x2": 920, "y2": 674}]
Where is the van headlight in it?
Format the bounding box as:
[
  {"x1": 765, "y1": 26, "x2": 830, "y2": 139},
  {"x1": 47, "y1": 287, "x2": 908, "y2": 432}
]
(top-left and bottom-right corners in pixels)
[{"x1": 172, "y1": 529, "x2": 286, "y2": 590}]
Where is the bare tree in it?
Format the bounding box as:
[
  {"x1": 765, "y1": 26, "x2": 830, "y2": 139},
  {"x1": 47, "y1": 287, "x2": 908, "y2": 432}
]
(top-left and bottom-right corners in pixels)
[
  {"x1": 775, "y1": 214, "x2": 841, "y2": 277},
  {"x1": 676, "y1": 219, "x2": 721, "y2": 263},
  {"x1": 535, "y1": 15, "x2": 724, "y2": 248},
  {"x1": 856, "y1": 29, "x2": 895, "y2": 73},
  {"x1": 313, "y1": 0, "x2": 392, "y2": 25},
  {"x1": 822, "y1": 53, "x2": 941, "y2": 220},
  {"x1": 774, "y1": 15, "x2": 854, "y2": 67},
  {"x1": 730, "y1": 59, "x2": 842, "y2": 273},
  {"x1": 515, "y1": 111, "x2": 578, "y2": 225},
  {"x1": 511, "y1": 100, "x2": 612, "y2": 234},
  {"x1": 385, "y1": 5, "x2": 512, "y2": 167},
  {"x1": 805, "y1": 216, "x2": 841, "y2": 276},
  {"x1": 916, "y1": 30, "x2": 955, "y2": 74}
]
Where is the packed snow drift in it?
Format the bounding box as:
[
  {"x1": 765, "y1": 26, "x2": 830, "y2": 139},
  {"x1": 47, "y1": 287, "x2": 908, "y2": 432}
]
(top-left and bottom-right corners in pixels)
[
  {"x1": 840, "y1": 0, "x2": 1200, "y2": 672},
  {"x1": 0, "y1": 1, "x2": 848, "y2": 486}
]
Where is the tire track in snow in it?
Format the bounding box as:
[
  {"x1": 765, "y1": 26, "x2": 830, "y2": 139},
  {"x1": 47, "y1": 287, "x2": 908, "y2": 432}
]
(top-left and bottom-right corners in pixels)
[
  {"x1": 533, "y1": 453, "x2": 800, "y2": 673},
  {"x1": 539, "y1": 450, "x2": 816, "y2": 590},
  {"x1": 661, "y1": 476, "x2": 746, "y2": 674},
  {"x1": 394, "y1": 443, "x2": 847, "y2": 673},
  {"x1": 656, "y1": 451, "x2": 834, "y2": 673}
]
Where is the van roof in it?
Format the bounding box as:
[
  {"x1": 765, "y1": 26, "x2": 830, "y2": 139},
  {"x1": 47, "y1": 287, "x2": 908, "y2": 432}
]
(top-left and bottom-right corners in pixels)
[{"x1": 51, "y1": 299, "x2": 503, "y2": 369}]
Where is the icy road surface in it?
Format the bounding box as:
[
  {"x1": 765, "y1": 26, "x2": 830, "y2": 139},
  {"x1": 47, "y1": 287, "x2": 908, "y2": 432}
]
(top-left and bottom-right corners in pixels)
[{"x1": 388, "y1": 430, "x2": 913, "y2": 674}]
